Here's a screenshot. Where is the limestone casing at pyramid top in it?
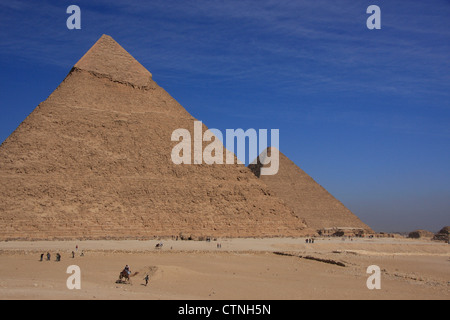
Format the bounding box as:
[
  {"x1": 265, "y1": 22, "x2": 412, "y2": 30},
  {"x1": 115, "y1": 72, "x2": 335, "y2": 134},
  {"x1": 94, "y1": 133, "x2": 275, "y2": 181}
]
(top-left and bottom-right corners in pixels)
[{"x1": 74, "y1": 34, "x2": 153, "y2": 88}]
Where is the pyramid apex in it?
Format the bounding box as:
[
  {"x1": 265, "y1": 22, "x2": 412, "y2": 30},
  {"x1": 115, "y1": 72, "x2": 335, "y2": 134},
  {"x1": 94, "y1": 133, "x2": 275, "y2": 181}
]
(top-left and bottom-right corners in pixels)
[
  {"x1": 74, "y1": 34, "x2": 152, "y2": 88},
  {"x1": 256, "y1": 146, "x2": 283, "y2": 163},
  {"x1": 265, "y1": 146, "x2": 280, "y2": 154}
]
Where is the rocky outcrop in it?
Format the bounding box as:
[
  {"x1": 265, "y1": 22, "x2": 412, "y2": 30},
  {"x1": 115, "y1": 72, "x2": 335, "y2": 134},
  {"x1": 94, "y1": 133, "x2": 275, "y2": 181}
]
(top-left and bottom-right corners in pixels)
[
  {"x1": 432, "y1": 227, "x2": 449, "y2": 242},
  {"x1": 408, "y1": 230, "x2": 435, "y2": 239}
]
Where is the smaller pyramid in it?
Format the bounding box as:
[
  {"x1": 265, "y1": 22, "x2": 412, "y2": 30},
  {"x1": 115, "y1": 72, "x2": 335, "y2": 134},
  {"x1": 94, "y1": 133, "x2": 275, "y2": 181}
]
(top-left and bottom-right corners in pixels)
[{"x1": 249, "y1": 148, "x2": 373, "y2": 235}]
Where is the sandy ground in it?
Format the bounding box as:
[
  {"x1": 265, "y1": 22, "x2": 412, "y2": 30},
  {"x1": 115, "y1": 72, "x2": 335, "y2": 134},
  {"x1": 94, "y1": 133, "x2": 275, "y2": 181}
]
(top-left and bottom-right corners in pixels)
[{"x1": 0, "y1": 237, "x2": 448, "y2": 300}]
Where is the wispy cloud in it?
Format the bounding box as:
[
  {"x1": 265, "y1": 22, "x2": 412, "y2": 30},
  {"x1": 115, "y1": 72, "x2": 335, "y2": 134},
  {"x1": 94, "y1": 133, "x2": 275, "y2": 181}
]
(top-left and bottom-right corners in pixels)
[{"x1": 1, "y1": 0, "x2": 449, "y2": 135}]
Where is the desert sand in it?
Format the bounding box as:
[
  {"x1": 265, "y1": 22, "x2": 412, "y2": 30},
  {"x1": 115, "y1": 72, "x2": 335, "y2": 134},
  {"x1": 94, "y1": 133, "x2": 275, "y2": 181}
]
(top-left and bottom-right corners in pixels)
[{"x1": 0, "y1": 237, "x2": 448, "y2": 300}]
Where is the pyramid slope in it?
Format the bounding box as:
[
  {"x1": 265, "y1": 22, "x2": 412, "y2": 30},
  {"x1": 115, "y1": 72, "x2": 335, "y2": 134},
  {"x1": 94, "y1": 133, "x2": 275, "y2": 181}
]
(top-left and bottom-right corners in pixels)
[
  {"x1": 249, "y1": 148, "x2": 373, "y2": 234},
  {"x1": 0, "y1": 35, "x2": 307, "y2": 240}
]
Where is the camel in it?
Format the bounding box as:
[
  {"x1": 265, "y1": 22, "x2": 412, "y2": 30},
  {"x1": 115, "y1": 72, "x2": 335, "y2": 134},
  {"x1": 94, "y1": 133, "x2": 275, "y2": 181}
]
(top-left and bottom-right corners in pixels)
[{"x1": 117, "y1": 270, "x2": 138, "y2": 284}]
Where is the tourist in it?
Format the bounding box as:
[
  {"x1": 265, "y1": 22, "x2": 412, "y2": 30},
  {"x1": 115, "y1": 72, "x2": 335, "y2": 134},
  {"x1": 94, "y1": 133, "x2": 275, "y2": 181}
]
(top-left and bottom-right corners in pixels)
[{"x1": 124, "y1": 265, "x2": 131, "y2": 276}]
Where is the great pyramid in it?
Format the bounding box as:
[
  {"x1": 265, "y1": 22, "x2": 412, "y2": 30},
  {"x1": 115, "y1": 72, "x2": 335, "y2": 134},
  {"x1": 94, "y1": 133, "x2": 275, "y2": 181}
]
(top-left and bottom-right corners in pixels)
[
  {"x1": 0, "y1": 35, "x2": 308, "y2": 240},
  {"x1": 249, "y1": 148, "x2": 373, "y2": 235}
]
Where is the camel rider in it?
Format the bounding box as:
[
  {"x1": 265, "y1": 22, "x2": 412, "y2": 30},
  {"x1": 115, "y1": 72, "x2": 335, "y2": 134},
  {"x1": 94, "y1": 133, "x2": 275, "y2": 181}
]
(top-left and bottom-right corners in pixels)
[{"x1": 124, "y1": 265, "x2": 131, "y2": 275}]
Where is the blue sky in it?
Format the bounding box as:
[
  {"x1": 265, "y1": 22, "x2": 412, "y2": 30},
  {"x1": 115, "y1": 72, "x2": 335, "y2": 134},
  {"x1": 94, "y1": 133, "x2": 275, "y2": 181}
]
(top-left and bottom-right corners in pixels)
[{"x1": 0, "y1": 0, "x2": 449, "y2": 232}]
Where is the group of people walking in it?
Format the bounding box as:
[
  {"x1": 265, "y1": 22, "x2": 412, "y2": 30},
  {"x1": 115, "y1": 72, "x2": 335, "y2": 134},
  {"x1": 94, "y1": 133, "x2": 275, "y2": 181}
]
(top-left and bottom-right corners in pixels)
[
  {"x1": 39, "y1": 245, "x2": 83, "y2": 262},
  {"x1": 40, "y1": 252, "x2": 61, "y2": 262}
]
